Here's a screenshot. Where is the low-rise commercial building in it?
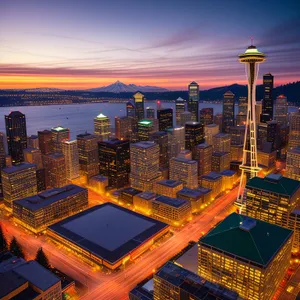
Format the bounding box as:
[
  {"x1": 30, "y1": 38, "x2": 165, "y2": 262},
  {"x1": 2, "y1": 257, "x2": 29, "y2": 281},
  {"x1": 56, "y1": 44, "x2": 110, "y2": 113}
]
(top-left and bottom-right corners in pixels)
[
  {"x1": 119, "y1": 187, "x2": 142, "y2": 205},
  {"x1": 13, "y1": 184, "x2": 88, "y2": 233},
  {"x1": 133, "y1": 192, "x2": 156, "y2": 215},
  {"x1": 155, "y1": 180, "x2": 183, "y2": 198},
  {"x1": 200, "y1": 172, "x2": 223, "y2": 199},
  {"x1": 219, "y1": 170, "x2": 238, "y2": 190}
]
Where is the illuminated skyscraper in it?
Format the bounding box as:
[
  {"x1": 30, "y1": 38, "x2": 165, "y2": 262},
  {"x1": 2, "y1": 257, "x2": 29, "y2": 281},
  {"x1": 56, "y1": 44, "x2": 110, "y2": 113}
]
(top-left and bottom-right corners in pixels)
[
  {"x1": 130, "y1": 141, "x2": 161, "y2": 191},
  {"x1": 133, "y1": 92, "x2": 145, "y2": 120},
  {"x1": 150, "y1": 131, "x2": 169, "y2": 169},
  {"x1": 23, "y1": 148, "x2": 43, "y2": 170},
  {"x1": 179, "y1": 111, "x2": 192, "y2": 126},
  {"x1": 185, "y1": 121, "x2": 204, "y2": 151},
  {"x1": 43, "y1": 153, "x2": 67, "y2": 188},
  {"x1": 138, "y1": 119, "x2": 158, "y2": 141},
  {"x1": 199, "y1": 108, "x2": 213, "y2": 126},
  {"x1": 27, "y1": 135, "x2": 39, "y2": 149},
  {"x1": 62, "y1": 140, "x2": 80, "y2": 181},
  {"x1": 286, "y1": 147, "x2": 300, "y2": 181},
  {"x1": 222, "y1": 91, "x2": 235, "y2": 133},
  {"x1": 94, "y1": 113, "x2": 110, "y2": 141},
  {"x1": 236, "y1": 96, "x2": 247, "y2": 126},
  {"x1": 1, "y1": 163, "x2": 37, "y2": 210},
  {"x1": 38, "y1": 130, "x2": 53, "y2": 155},
  {"x1": 126, "y1": 100, "x2": 136, "y2": 117},
  {"x1": 5, "y1": 111, "x2": 27, "y2": 164},
  {"x1": 0, "y1": 132, "x2": 6, "y2": 196},
  {"x1": 289, "y1": 111, "x2": 300, "y2": 149},
  {"x1": 175, "y1": 97, "x2": 185, "y2": 125},
  {"x1": 261, "y1": 73, "x2": 274, "y2": 123},
  {"x1": 98, "y1": 139, "x2": 130, "y2": 188},
  {"x1": 187, "y1": 81, "x2": 199, "y2": 122},
  {"x1": 77, "y1": 133, "x2": 99, "y2": 181},
  {"x1": 115, "y1": 116, "x2": 132, "y2": 141},
  {"x1": 274, "y1": 94, "x2": 288, "y2": 126},
  {"x1": 212, "y1": 133, "x2": 231, "y2": 152},
  {"x1": 213, "y1": 113, "x2": 223, "y2": 131},
  {"x1": 237, "y1": 45, "x2": 265, "y2": 204},
  {"x1": 51, "y1": 126, "x2": 70, "y2": 153},
  {"x1": 146, "y1": 107, "x2": 155, "y2": 119},
  {"x1": 157, "y1": 108, "x2": 173, "y2": 131},
  {"x1": 193, "y1": 143, "x2": 212, "y2": 177}
]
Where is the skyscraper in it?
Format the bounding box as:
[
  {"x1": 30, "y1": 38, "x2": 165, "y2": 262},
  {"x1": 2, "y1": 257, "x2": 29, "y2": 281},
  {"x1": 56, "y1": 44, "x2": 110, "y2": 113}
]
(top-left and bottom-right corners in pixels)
[
  {"x1": 146, "y1": 107, "x2": 155, "y2": 119},
  {"x1": 199, "y1": 108, "x2": 213, "y2": 126},
  {"x1": 185, "y1": 121, "x2": 204, "y2": 151},
  {"x1": 286, "y1": 147, "x2": 300, "y2": 181},
  {"x1": 5, "y1": 111, "x2": 27, "y2": 164},
  {"x1": 274, "y1": 94, "x2": 288, "y2": 126},
  {"x1": 43, "y1": 153, "x2": 67, "y2": 188},
  {"x1": 27, "y1": 135, "x2": 39, "y2": 149},
  {"x1": 175, "y1": 97, "x2": 185, "y2": 125},
  {"x1": 138, "y1": 119, "x2": 158, "y2": 141},
  {"x1": 0, "y1": 132, "x2": 6, "y2": 196},
  {"x1": 261, "y1": 73, "x2": 274, "y2": 123},
  {"x1": 133, "y1": 92, "x2": 145, "y2": 120},
  {"x1": 236, "y1": 96, "x2": 247, "y2": 126},
  {"x1": 1, "y1": 163, "x2": 37, "y2": 210},
  {"x1": 289, "y1": 111, "x2": 300, "y2": 149},
  {"x1": 51, "y1": 126, "x2": 70, "y2": 153},
  {"x1": 126, "y1": 100, "x2": 136, "y2": 118},
  {"x1": 157, "y1": 108, "x2": 173, "y2": 131},
  {"x1": 212, "y1": 133, "x2": 231, "y2": 152},
  {"x1": 187, "y1": 81, "x2": 199, "y2": 122},
  {"x1": 77, "y1": 133, "x2": 99, "y2": 181},
  {"x1": 94, "y1": 113, "x2": 110, "y2": 141},
  {"x1": 38, "y1": 130, "x2": 53, "y2": 155},
  {"x1": 222, "y1": 91, "x2": 235, "y2": 133},
  {"x1": 23, "y1": 148, "x2": 43, "y2": 169},
  {"x1": 130, "y1": 141, "x2": 161, "y2": 191},
  {"x1": 150, "y1": 131, "x2": 169, "y2": 169},
  {"x1": 62, "y1": 140, "x2": 80, "y2": 181},
  {"x1": 193, "y1": 143, "x2": 212, "y2": 177},
  {"x1": 115, "y1": 116, "x2": 132, "y2": 140},
  {"x1": 237, "y1": 45, "x2": 265, "y2": 204},
  {"x1": 98, "y1": 139, "x2": 130, "y2": 188}
]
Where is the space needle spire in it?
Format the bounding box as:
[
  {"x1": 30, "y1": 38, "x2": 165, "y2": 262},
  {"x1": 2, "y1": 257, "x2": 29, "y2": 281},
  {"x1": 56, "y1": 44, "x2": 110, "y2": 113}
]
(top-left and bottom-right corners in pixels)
[{"x1": 237, "y1": 44, "x2": 266, "y2": 206}]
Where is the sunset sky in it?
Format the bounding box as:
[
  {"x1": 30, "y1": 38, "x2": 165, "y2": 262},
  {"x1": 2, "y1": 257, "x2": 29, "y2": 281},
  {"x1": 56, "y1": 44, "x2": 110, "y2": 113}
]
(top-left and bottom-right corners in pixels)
[{"x1": 0, "y1": 0, "x2": 299, "y2": 90}]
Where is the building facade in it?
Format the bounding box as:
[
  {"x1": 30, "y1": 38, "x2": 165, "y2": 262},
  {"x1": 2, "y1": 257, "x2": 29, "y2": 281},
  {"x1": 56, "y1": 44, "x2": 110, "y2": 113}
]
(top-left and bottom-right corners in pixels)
[
  {"x1": 187, "y1": 81, "x2": 199, "y2": 122},
  {"x1": 51, "y1": 126, "x2": 70, "y2": 153},
  {"x1": 222, "y1": 91, "x2": 235, "y2": 133},
  {"x1": 62, "y1": 140, "x2": 80, "y2": 181},
  {"x1": 185, "y1": 121, "x2": 204, "y2": 151},
  {"x1": 157, "y1": 108, "x2": 173, "y2": 131},
  {"x1": 94, "y1": 113, "x2": 110, "y2": 141}
]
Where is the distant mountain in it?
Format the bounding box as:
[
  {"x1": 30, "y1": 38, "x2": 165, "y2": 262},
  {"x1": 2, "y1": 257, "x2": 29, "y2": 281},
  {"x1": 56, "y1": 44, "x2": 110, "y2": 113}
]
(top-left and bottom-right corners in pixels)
[{"x1": 88, "y1": 80, "x2": 168, "y2": 93}]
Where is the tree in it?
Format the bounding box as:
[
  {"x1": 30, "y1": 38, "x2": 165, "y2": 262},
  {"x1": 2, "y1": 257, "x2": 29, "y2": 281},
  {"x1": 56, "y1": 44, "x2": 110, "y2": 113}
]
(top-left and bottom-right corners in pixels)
[
  {"x1": 0, "y1": 224, "x2": 8, "y2": 252},
  {"x1": 35, "y1": 247, "x2": 51, "y2": 270},
  {"x1": 9, "y1": 237, "x2": 25, "y2": 259}
]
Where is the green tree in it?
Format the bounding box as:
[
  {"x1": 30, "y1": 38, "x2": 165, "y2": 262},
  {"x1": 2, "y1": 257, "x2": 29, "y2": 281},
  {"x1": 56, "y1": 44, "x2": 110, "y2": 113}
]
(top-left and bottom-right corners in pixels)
[
  {"x1": 0, "y1": 224, "x2": 8, "y2": 252},
  {"x1": 35, "y1": 247, "x2": 51, "y2": 269},
  {"x1": 9, "y1": 237, "x2": 25, "y2": 259}
]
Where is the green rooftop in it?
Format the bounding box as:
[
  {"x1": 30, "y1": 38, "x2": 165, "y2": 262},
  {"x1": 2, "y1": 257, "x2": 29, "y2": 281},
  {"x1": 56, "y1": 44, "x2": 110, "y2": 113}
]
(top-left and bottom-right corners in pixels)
[
  {"x1": 139, "y1": 120, "x2": 152, "y2": 125},
  {"x1": 246, "y1": 174, "x2": 300, "y2": 197},
  {"x1": 199, "y1": 213, "x2": 292, "y2": 267}
]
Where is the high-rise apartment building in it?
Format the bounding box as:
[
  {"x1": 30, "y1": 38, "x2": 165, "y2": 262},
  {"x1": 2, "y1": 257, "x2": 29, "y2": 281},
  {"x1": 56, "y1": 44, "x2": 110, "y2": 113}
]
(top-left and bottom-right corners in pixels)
[
  {"x1": 5, "y1": 111, "x2": 27, "y2": 164},
  {"x1": 222, "y1": 91, "x2": 235, "y2": 133},
  {"x1": 77, "y1": 133, "x2": 99, "y2": 181},
  {"x1": 23, "y1": 148, "x2": 43, "y2": 169},
  {"x1": 193, "y1": 143, "x2": 212, "y2": 177},
  {"x1": 157, "y1": 108, "x2": 173, "y2": 131},
  {"x1": 175, "y1": 97, "x2": 185, "y2": 125},
  {"x1": 286, "y1": 147, "x2": 300, "y2": 181},
  {"x1": 185, "y1": 121, "x2": 204, "y2": 151},
  {"x1": 199, "y1": 108, "x2": 213, "y2": 126},
  {"x1": 94, "y1": 113, "x2": 110, "y2": 141},
  {"x1": 150, "y1": 131, "x2": 169, "y2": 169},
  {"x1": 130, "y1": 141, "x2": 161, "y2": 191},
  {"x1": 204, "y1": 124, "x2": 219, "y2": 145},
  {"x1": 212, "y1": 133, "x2": 231, "y2": 152},
  {"x1": 274, "y1": 94, "x2": 288, "y2": 126},
  {"x1": 62, "y1": 140, "x2": 80, "y2": 181},
  {"x1": 261, "y1": 73, "x2": 274, "y2": 123},
  {"x1": 98, "y1": 139, "x2": 130, "y2": 188},
  {"x1": 187, "y1": 81, "x2": 199, "y2": 122},
  {"x1": 198, "y1": 213, "x2": 293, "y2": 300},
  {"x1": 133, "y1": 92, "x2": 145, "y2": 120},
  {"x1": 169, "y1": 156, "x2": 198, "y2": 189},
  {"x1": 38, "y1": 130, "x2": 53, "y2": 155},
  {"x1": 43, "y1": 153, "x2": 66, "y2": 188},
  {"x1": 1, "y1": 163, "x2": 37, "y2": 210}
]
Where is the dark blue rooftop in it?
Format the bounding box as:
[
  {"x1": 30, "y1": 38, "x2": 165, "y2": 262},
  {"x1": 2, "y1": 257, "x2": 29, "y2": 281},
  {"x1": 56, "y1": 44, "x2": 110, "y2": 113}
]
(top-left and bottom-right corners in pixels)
[
  {"x1": 201, "y1": 172, "x2": 222, "y2": 181},
  {"x1": 14, "y1": 185, "x2": 87, "y2": 211},
  {"x1": 177, "y1": 188, "x2": 203, "y2": 200},
  {"x1": 157, "y1": 180, "x2": 182, "y2": 188},
  {"x1": 2, "y1": 162, "x2": 36, "y2": 174},
  {"x1": 154, "y1": 196, "x2": 188, "y2": 208},
  {"x1": 220, "y1": 170, "x2": 236, "y2": 176}
]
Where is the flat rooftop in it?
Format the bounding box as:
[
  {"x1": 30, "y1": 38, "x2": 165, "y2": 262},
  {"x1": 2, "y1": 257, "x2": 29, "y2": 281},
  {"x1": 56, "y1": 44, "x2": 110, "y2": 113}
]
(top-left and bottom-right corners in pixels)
[
  {"x1": 201, "y1": 172, "x2": 222, "y2": 181},
  {"x1": 157, "y1": 180, "x2": 182, "y2": 188},
  {"x1": 48, "y1": 203, "x2": 168, "y2": 264},
  {"x1": 120, "y1": 187, "x2": 142, "y2": 196},
  {"x1": 214, "y1": 133, "x2": 230, "y2": 138},
  {"x1": 212, "y1": 151, "x2": 229, "y2": 157},
  {"x1": 131, "y1": 141, "x2": 156, "y2": 149},
  {"x1": 14, "y1": 184, "x2": 87, "y2": 211},
  {"x1": 135, "y1": 192, "x2": 156, "y2": 200},
  {"x1": 196, "y1": 187, "x2": 212, "y2": 195},
  {"x1": 200, "y1": 213, "x2": 293, "y2": 268},
  {"x1": 176, "y1": 188, "x2": 203, "y2": 200},
  {"x1": 154, "y1": 196, "x2": 188, "y2": 208},
  {"x1": 156, "y1": 261, "x2": 239, "y2": 300},
  {"x1": 172, "y1": 157, "x2": 197, "y2": 165},
  {"x1": 196, "y1": 143, "x2": 212, "y2": 149},
  {"x1": 220, "y1": 170, "x2": 236, "y2": 176},
  {"x1": 2, "y1": 162, "x2": 36, "y2": 174}
]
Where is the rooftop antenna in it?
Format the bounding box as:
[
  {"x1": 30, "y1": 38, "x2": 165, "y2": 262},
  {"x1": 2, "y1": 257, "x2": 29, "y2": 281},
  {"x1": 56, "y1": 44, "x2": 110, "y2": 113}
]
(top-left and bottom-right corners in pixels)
[{"x1": 251, "y1": 37, "x2": 254, "y2": 46}]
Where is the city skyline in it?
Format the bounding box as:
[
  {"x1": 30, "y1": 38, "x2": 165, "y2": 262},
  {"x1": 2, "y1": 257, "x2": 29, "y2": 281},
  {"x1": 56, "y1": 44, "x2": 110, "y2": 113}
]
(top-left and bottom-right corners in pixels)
[{"x1": 1, "y1": 0, "x2": 300, "y2": 90}]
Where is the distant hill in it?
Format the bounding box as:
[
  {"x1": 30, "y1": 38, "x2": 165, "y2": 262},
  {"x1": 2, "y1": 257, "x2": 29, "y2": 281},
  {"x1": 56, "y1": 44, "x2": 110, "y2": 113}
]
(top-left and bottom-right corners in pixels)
[{"x1": 88, "y1": 80, "x2": 168, "y2": 93}]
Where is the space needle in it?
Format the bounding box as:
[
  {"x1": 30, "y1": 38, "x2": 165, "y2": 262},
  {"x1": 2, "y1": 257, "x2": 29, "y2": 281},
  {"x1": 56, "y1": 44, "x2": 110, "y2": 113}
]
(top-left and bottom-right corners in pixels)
[{"x1": 237, "y1": 43, "x2": 266, "y2": 206}]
